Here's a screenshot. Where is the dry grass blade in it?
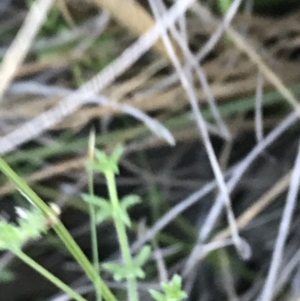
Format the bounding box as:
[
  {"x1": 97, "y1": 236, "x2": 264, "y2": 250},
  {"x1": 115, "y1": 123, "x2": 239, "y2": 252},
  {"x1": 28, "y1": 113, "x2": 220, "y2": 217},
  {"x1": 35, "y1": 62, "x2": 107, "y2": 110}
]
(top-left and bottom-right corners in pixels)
[
  {"x1": 199, "y1": 111, "x2": 297, "y2": 242},
  {"x1": 192, "y1": 2, "x2": 300, "y2": 116},
  {"x1": 92, "y1": 0, "x2": 182, "y2": 61},
  {"x1": 213, "y1": 170, "x2": 292, "y2": 243},
  {"x1": 260, "y1": 142, "x2": 300, "y2": 301},
  {"x1": 128, "y1": 113, "x2": 292, "y2": 254},
  {"x1": 1, "y1": 2, "x2": 300, "y2": 299},
  {"x1": 0, "y1": 0, "x2": 197, "y2": 155},
  {"x1": 153, "y1": 0, "x2": 231, "y2": 139},
  {"x1": 255, "y1": 71, "x2": 264, "y2": 142},
  {"x1": 0, "y1": 0, "x2": 54, "y2": 102},
  {"x1": 149, "y1": 0, "x2": 247, "y2": 259},
  {"x1": 0, "y1": 157, "x2": 85, "y2": 197},
  {"x1": 131, "y1": 179, "x2": 218, "y2": 252}
]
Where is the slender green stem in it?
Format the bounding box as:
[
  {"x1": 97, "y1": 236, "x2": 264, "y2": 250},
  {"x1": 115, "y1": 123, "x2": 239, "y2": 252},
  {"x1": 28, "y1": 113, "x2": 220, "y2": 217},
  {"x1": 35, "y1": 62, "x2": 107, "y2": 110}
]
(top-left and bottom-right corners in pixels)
[
  {"x1": 0, "y1": 158, "x2": 117, "y2": 301},
  {"x1": 14, "y1": 249, "x2": 88, "y2": 301},
  {"x1": 53, "y1": 215, "x2": 116, "y2": 301},
  {"x1": 87, "y1": 165, "x2": 102, "y2": 301},
  {"x1": 106, "y1": 171, "x2": 139, "y2": 301}
]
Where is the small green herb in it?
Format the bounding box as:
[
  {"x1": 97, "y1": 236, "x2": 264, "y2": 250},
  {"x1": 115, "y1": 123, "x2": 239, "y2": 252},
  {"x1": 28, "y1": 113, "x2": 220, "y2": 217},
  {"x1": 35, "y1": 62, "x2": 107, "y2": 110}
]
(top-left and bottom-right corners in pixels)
[
  {"x1": 150, "y1": 274, "x2": 187, "y2": 301},
  {"x1": 83, "y1": 145, "x2": 149, "y2": 301},
  {"x1": 0, "y1": 207, "x2": 47, "y2": 252}
]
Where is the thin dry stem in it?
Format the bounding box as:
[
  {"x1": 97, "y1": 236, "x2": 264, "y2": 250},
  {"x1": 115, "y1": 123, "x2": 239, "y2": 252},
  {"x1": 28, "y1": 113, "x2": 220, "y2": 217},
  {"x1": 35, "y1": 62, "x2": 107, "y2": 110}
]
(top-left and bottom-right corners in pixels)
[{"x1": 0, "y1": 0, "x2": 54, "y2": 102}]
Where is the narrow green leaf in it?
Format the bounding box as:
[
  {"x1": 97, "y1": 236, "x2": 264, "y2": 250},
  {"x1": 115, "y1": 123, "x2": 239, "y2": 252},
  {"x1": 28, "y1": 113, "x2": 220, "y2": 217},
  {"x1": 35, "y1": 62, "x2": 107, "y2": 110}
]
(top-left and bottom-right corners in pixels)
[
  {"x1": 102, "y1": 262, "x2": 127, "y2": 282},
  {"x1": 149, "y1": 290, "x2": 166, "y2": 301},
  {"x1": 111, "y1": 144, "x2": 124, "y2": 162},
  {"x1": 120, "y1": 195, "x2": 140, "y2": 210},
  {"x1": 95, "y1": 211, "x2": 112, "y2": 224},
  {"x1": 134, "y1": 245, "x2": 151, "y2": 267},
  {"x1": 134, "y1": 267, "x2": 145, "y2": 279},
  {"x1": 117, "y1": 208, "x2": 131, "y2": 227},
  {"x1": 81, "y1": 194, "x2": 110, "y2": 208}
]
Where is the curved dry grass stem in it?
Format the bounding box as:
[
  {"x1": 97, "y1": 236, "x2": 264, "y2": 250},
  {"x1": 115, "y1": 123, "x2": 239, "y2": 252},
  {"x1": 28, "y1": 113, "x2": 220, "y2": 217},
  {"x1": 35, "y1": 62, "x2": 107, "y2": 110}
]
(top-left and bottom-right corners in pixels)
[
  {"x1": 213, "y1": 170, "x2": 292, "y2": 243},
  {"x1": 0, "y1": 0, "x2": 197, "y2": 154},
  {"x1": 192, "y1": 2, "x2": 300, "y2": 116},
  {"x1": 199, "y1": 111, "x2": 298, "y2": 242},
  {"x1": 260, "y1": 141, "x2": 300, "y2": 301},
  {"x1": 0, "y1": 0, "x2": 54, "y2": 102},
  {"x1": 130, "y1": 110, "x2": 297, "y2": 256},
  {"x1": 153, "y1": 0, "x2": 231, "y2": 139},
  {"x1": 255, "y1": 71, "x2": 264, "y2": 142},
  {"x1": 6, "y1": 82, "x2": 173, "y2": 151},
  {"x1": 149, "y1": 0, "x2": 247, "y2": 259},
  {"x1": 131, "y1": 180, "x2": 218, "y2": 252},
  {"x1": 92, "y1": 0, "x2": 182, "y2": 62}
]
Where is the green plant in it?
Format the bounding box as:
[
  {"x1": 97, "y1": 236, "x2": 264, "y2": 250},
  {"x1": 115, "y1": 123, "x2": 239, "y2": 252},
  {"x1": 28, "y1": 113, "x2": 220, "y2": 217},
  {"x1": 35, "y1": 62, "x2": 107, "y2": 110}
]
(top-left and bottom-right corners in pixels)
[
  {"x1": 150, "y1": 274, "x2": 187, "y2": 301},
  {"x1": 0, "y1": 157, "x2": 117, "y2": 301},
  {"x1": 0, "y1": 205, "x2": 88, "y2": 301},
  {"x1": 0, "y1": 144, "x2": 188, "y2": 301},
  {"x1": 82, "y1": 144, "x2": 151, "y2": 301}
]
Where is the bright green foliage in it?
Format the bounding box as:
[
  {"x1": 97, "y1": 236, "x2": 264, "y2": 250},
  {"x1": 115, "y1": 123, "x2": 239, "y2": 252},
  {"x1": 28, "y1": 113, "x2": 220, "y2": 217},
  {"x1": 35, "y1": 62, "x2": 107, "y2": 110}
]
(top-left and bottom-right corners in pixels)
[
  {"x1": 117, "y1": 195, "x2": 141, "y2": 227},
  {"x1": 150, "y1": 275, "x2": 187, "y2": 301},
  {"x1": 102, "y1": 245, "x2": 151, "y2": 282},
  {"x1": 82, "y1": 193, "x2": 140, "y2": 226},
  {"x1": 87, "y1": 145, "x2": 124, "y2": 175},
  {"x1": 85, "y1": 145, "x2": 149, "y2": 301},
  {"x1": 0, "y1": 157, "x2": 117, "y2": 301},
  {"x1": 0, "y1": 208, "x2": 47, "y2": 252},
  {"x1": 82, "y1": 194, "x2": 113, "y2": 224},
  {"x1": 0, "y1": 140, "x2": 190, "y2": 301}
]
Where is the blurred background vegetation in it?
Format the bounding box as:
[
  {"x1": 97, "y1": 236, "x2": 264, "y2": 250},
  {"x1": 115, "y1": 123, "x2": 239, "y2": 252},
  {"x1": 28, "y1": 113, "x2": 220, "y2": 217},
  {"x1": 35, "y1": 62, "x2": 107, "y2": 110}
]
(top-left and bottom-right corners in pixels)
[{"x1": 1, "y1": 0, "x2": 300, "y2": 300}]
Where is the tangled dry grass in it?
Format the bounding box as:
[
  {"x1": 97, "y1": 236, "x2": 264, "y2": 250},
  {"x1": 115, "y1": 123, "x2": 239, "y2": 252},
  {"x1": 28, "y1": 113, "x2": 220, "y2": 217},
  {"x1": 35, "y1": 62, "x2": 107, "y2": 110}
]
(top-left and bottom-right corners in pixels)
[{"x1": 1, "y1": 1, "x2": 300, "y2": 300}]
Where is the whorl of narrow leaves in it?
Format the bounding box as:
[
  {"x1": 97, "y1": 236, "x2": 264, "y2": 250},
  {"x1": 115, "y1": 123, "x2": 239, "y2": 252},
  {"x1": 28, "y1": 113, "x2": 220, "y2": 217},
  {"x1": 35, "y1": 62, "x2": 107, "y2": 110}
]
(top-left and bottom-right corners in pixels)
[
  {"x1": 82, "y1": 145, "x2": 151, "y2": 284},
  {"x1": 86, "y1": 144, "x2": 124, "y2": 175},
  {"x1": 82, "y1": 193, "x2": 140, "y2": 226},
  {"x1": 102, "y1": 245, "x2": 151, "y2": 282},
  {"x1": 150, "y1": 274, "x2": 187, "y2": 301},
  {"x1": 0, "y1": 208, "x2": 48, "y2": 252}
]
